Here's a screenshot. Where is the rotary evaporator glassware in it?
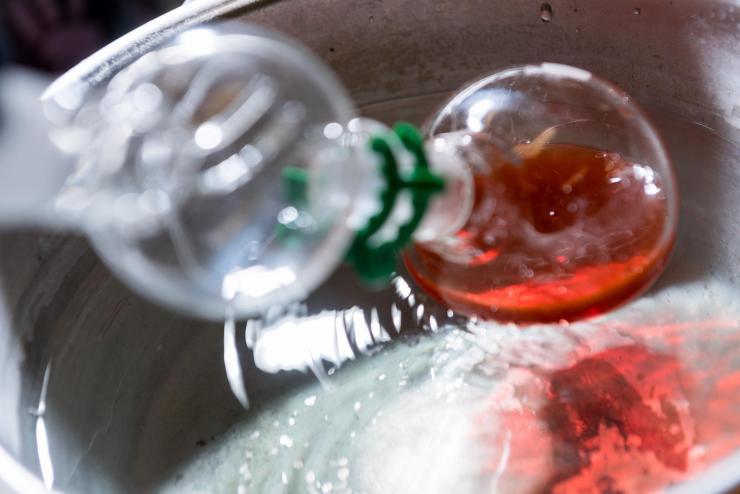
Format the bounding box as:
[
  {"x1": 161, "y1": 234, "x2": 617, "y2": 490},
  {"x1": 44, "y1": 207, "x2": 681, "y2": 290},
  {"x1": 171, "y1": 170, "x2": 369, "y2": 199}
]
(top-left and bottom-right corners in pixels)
[
  {"x1": 40, "y1": 22, "x2": 677, "y2": 323},
  {"x1": 405, "y1": 64, "x2": 679, "y2": 322},
  {"x1": 42, "y1": 22, "x2": 471, "y2": 320}
]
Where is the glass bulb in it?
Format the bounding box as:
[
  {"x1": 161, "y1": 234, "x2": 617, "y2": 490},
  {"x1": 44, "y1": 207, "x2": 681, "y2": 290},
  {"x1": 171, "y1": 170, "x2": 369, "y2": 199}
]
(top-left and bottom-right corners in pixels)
[
  {"x1": 404, "y1": 63, "x2": 678, "y2": 323},
  {"x1": 53, "y1": 23, "x2": 361, "y2": 319}
]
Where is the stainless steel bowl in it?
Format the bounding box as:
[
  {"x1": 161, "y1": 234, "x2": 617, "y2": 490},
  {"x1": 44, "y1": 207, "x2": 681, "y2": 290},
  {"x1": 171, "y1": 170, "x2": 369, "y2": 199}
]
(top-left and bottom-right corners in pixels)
[{"x1": 2, "y1": 0, "x2": 740, "y2": 492}]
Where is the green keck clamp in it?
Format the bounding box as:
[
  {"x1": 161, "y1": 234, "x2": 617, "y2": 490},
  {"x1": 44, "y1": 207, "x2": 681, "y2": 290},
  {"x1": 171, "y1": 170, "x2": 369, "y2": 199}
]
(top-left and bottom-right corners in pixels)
[
  {"x1": 346, "y1": 122, "x2": 446, "y2": 284},
  {"x1": 281, "y1": 122, "x2": 446, "y2": 285}
]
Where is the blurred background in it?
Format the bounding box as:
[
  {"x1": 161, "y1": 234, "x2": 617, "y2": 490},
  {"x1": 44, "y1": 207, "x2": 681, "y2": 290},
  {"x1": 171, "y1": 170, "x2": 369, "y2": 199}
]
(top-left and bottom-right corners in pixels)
[
  {"x1": 0, "y1": 0, "x2": 183, "y2": 226},
  {"x1": 0, "y1": 0, "x2": 179, "y2": 74}
]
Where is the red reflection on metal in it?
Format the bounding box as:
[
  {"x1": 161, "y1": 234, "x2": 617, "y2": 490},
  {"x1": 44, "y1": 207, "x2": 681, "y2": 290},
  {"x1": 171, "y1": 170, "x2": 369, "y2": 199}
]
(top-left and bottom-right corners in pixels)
[
  {"x1": 541, "y1": 345, "x2": 693, "y2": 492},
  {"x1": 475, "y1": 344, "x2": 709, "y2": 492}
]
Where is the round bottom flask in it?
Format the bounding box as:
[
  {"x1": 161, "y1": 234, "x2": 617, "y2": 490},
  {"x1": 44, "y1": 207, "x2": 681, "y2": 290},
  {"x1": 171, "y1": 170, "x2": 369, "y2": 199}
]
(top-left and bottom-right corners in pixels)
[{"x1": 403, "y1": 64, "x2": 678, "y2": 323}]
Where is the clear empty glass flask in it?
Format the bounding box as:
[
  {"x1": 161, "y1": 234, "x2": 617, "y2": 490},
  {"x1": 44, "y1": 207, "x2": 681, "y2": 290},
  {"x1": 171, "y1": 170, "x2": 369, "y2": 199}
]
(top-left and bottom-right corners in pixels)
[{"x1": 41, "y1": 22, "x2": 469, "y2": 319}]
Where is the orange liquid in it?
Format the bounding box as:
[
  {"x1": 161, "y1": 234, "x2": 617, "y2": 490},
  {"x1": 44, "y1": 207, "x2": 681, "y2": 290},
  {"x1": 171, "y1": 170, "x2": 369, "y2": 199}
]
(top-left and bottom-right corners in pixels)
[{"x1": 404, "y1": 143, "x2": 675, "y2": 323}]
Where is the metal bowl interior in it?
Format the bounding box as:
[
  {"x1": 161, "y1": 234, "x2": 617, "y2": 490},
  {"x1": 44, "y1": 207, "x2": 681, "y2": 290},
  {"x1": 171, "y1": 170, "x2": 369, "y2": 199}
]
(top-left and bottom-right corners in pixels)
[{"x1": 1, "y1": 0, "x2": 740, "y2": 492}]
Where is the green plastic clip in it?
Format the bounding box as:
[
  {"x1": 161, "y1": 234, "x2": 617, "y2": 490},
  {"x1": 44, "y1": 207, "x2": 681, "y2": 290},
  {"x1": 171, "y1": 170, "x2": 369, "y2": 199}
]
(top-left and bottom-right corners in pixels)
[
  {"x1": 279, "y1": 123, "x2": 446, "y2": 284},
  {"x1": 282, "y1": 166, "x2": 309, "y2": 206},
  {"x1": 346, "y1": 122, "x2": 446, "y2": 284},
  {"x1": 276, "y1": 166, "x2": 310, "y2": 247}
]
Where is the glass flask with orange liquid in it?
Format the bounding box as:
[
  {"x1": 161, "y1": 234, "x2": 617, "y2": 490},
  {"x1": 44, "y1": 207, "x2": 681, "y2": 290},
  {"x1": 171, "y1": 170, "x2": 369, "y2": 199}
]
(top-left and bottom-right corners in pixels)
[{"x1": 403, "y1": 64, "x2": 678, "y2": 323}]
